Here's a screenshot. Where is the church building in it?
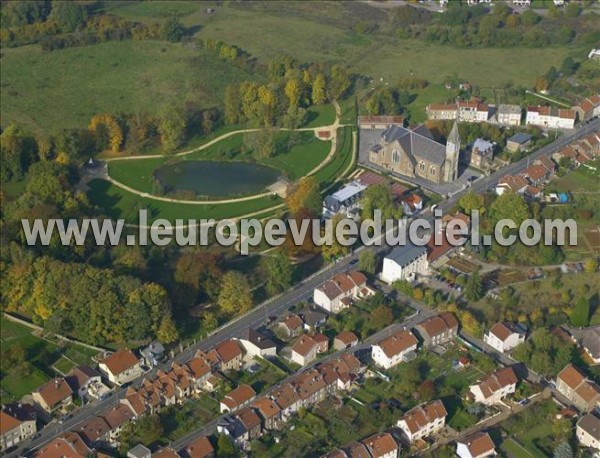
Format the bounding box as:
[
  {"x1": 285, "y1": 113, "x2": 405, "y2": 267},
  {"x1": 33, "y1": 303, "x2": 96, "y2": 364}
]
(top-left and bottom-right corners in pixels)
[{"x1": 367, "y1": 123, "x2": 461, "y2": 184}]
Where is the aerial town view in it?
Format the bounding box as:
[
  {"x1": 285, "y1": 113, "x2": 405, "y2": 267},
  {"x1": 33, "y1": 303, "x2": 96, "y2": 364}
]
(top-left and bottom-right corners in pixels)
[{"x1": 0, "y1": 0, "x2": 599, "y2": 457}]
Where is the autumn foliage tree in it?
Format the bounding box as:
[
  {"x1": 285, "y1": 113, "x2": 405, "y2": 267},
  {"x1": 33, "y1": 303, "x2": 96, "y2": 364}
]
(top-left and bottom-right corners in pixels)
[
  {"x1": 89, "y1": 114, "x2": 123, "y2": 153},
  {"x1": 217, "y1": 271, "x2": 253, "y2": 317},
  {"x1": 285, "y1": 176, "x2": 321, "y2": 217}
]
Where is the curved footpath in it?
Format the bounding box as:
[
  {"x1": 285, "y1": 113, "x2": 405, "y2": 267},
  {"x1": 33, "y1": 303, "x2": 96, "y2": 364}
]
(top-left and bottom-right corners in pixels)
[{"x1": 103, "y1": 101, "x2": 344, "y2": 206}]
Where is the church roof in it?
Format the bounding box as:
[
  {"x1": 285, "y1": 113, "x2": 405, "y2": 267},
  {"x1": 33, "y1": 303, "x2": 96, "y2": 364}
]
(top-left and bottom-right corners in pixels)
[{"x1": 380, "y1": 125, "x2": 448, "y2": 165}]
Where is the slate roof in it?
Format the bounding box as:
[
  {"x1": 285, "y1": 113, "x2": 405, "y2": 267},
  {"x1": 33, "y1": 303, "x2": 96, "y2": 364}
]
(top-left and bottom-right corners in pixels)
[
  {"x1": 379, "y1": 124, "x2": 448, "y2": 165},
  {"x1": 386, "y1": 244, "x2": 428, "y2": 268}
]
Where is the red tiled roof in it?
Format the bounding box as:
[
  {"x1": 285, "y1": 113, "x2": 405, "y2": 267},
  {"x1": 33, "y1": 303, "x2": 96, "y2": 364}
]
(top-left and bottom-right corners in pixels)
[
  {"x1": 34, "y1": 433, "x2": 91, "y2": 458},
  {"x1": 99, "y1": 349, "x2": 139, "y2": 376},
  {"x1": 376, "y1": 329, "x2": 418, "y2": 358},
  {"x1": 35, "y1": 378, "x2": 72, "y2": 409},
  {"x1": 222, "y1": 384, "x2": 256, "y2": 410},
  {"x1": 400, "y1": 400, "x2": 447, "y2": 434},
  {"x1": 459, "y1": 432, "x2": 495, "y2": 457},
  {"x1": 361, "y1": 432, "x2": 398, "y2": 458},
  {"x1": 335, "y1": 331, "x2": 359, "y2": 346},
  {"x1": 185, "y1": 436, "x2": 214, "y2": 458}
]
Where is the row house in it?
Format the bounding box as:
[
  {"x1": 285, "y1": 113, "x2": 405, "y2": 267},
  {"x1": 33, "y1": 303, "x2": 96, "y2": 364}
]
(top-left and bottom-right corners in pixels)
[
  {"x1": 313, "y1": 270, "x2": 373, "y2": 314},
  {"x1": 100, "y1": 403, "x2": 136, "y2": 444},
  {"x1": 217, "y1": 407, "x2": 262, "y2": 452},
  {"x1": 220, "y1": 384, "x2": 256, "y2": 413},
  {"x1": 397, "y1": 400, "x2": 447, "y2": 443},
  {"x1": 185, "y1": 354, "x2": 213, "y2": 393},
  {"x1": 426, "y1": 103, "x2": 458, "y2": 121},
  {"x1": 184, "y1": 436, "x2": 214, "y2": 458},
  {"x1": 413, "y1": 312, "x2": 459, "y2": 348},
  {"x1": 278, "y1": 314, "x2": 305, "y2": 338},
  {"x1": 77, "y1": 416, "x2": 111, "y2": 448},
  {"x1": 577, "y1": 414, "x2": 600, "y2": 451},
  {"x1": 251, "y1": 397, "x2": 283, "y2": 431},
  {"x1": 66, "y1": 365, "x2": 110, "y2": 402},
  {"x1": 291, "y1": 369, "x2": 329, "y2": 407},
  {"x1": 98, "y1": 348, "x2": 144, "y2": 387},
  {"x1": 205, "y1": 339, "x2": 244, "y2": 372},
  {"x1": 425, "y1": 100, "x2": 492, "y2": 123},
  {"x1": 495, "y1": 104, "x2": 522, "y2": 126},
  {"x1": 0, "y1": 404, "x2": 37, "y2": 452},
  {"x1": 270, "y1": 383, "x2": 301, "y2": 421},
  {"x1": 556, "y1": 364, "x2": 600, "y2": 412},
  {"x1": 236, "y1": 328, "x2": 277, "y2": 358},
  {"x1": 371, "y1": 329, "x2": 418, "y2": 370},
  {"x1": 573, "y1": 94, "x2": 600, "y2": 122},
  {"x1": 291, "y1": 333, "x2": 329, "y2": 366},
  {"x1": 483, "y1": 322, "x2": 526, "y2": 353},
  {"x1": 34, "y1": 432, "x2": 93, "y2": 458},
  {"x1": 468, "y1": 366, "x2": 518, "y2": 406},
  {"x1": 326, "y1": 431, "x2": 400, "y2": 458},
  {"x1": 526, "y1": 105, "x2": 577, "y2": 130}
]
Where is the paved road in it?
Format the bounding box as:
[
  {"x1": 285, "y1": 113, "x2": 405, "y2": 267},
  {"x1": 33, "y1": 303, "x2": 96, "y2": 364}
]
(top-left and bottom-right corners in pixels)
[{"x1": 12, "y1": 119, "x2": 598, "y2": 457}]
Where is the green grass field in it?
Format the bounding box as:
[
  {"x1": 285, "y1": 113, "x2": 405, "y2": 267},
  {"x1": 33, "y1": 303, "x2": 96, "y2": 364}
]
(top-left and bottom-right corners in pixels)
[
  {"x1": 0, "y1": 40, "x2": 256, "y2": 134},
  {"x1": 0, "y1": 318, "x2": 99, "y2": 402}
]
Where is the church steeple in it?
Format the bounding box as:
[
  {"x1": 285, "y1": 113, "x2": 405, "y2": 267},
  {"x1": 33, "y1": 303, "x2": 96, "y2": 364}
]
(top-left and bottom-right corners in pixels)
[{"x1": 444, "y1": 122, "x2": 460, "y2": 182}]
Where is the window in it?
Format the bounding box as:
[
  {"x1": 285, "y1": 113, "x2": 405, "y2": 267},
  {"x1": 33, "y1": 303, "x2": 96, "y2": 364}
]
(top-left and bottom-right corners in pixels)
[
  {"x1": 430, "y1": 166, "x2": 436, "y2": 175},
  {"x1": 392, "y1": 149, "x2": 400, "y2": 164},
  {"x1": 419, "y1": 161, "x2": 425, "y2": 171}
]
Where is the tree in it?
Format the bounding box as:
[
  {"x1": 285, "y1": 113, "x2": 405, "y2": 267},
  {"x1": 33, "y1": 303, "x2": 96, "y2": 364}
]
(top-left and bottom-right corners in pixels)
[
  {"x1": 464, "y1": 271, "x2": 483, "y2": 301},
  {"x1": 216, "y1": 434, "x2": 236, "y2": 458},
  {"x1": 534, "y1": 76, "x2": 549, "y2": 93},
  {"x1": 458, "y1": 192, "x2": 484, "y2": 216},
  {"x1": 285, "y1": 176, "x2": 321, "y2": 217},
  {"x1": 260, "y1": 250, "x2": 293, "y2": 295},
  {"x1": 358, "y1": 250, "x2": 377, "y2": 274},
  {"x1": 490, "y1": 191, "x2": 530, "y2": 227},
  {"x1": 243, "y1": 128, "x2": 277, "y2": 158},
  {"x1": 371, "y1": 305, "x2": 393, "y2": 330},
  {"x1": 583, "y1": 257, "x2": 598, "y2": 273},
  {"x1": 329, "y1": 65, "x2": 351, "y2": 100},
  {"x1": 224, "y1": 84, "x2": 240, "y2": 125},
  {"x1": 361, "y1": 184, "x2": 402, "y2": 222},
  {"x1": 285, "y1": 78, "x2": 301, "y2": 109},
  {"x1": 161, "y1": 17, "x2": 185, "y2": 42},
  {"x1": 418, "y1": 379, "x2": 436, "y2": 400},
  {"x1": 157, "y1": 316, "x2": 179, "y2": 343},
  {"x1": 312, "y1": 73, "x2": 327, "y2": 105},
  {"x1": 89, "y1": 114, "x2": 123, "y2": 153},
  {"x1": 50, "y1": 1, "x2": 87, "y2": 32},
  {"x1": 218, "y1": 271, "x2": 253, "y2": 316},
  {"x1": 321, "y1": 213, "x2": 351, "y2": 263},
  {"x1": 158, "y1": 105, "x2": 188, "y2": 152}
]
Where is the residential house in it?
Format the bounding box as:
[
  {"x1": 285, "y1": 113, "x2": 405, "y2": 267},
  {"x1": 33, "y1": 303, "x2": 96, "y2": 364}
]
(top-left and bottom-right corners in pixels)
[
  {"x1": 496, "y1": 104, "x2": 522, "y2": 126},
  {"x1": 301, "y1": 309, "x2": 328, "y2": 331},
  {"x1": 413, "y1": 312, "x2": 459, "y2": 348},
  {"x1": 323, "y1": 181, "x2": 368, "y2": 219},
  {"x1": 397, "y1": 400, "x2": 447, "y2": 443},
  {"x1": 468, "y1": 138, "x2": 494, "y2": 168},
  {"x1": 154, "y1": 448, "x2": 181, "y2": 458},
  {"x1": 237, "y1": 328, "x2": 277, "y2": 358},
  {"x1": 217, "y1": 413, "x2": 258, "y2": 452},
  {"x1": 77, "y1": 416, "x2": 111, "y2": 447},
  {"x1": 314, "y1": 270, "x2": 372, "y2": 313},
  {"x1": 456, "y1": 432, "x2": 496, "y2": 458},
  {"x1": 371, "y1": 330, "x2": 418, "y2": 370},
  {"x1": 252, "y1": 397, "x2": 282, "y2": 431},
  {"x1": 184, "y1": 436, "x2": 214, "y2": 458},
  {"x1": 468, "y1": 366, "x2": 518, "y2": 405},
  {"x1": 291, "y1": 369, "x2": 328, "y2": 407},
  {"x1": 568, "y1": 326, "x2": 600, "y2": 364},
  {"x1": 0, "y1": 404, "x2": 37, "y2": 452},
  {"x1": 185, "y1": 355, "x2": 212, "y2": 393},
  {"x1": 334, "y1": 331, "x2": 359, "y2": 351},
  {"x1": 271, "y1": 383, "x2": 301, "y2": 420},
  {"x1": 34, "y1": 432, "x2": 92, "y2": 458},
  {"x1": 358, "y1": 116, "x2": 404, "y2": 130},
  {"x1": 207, "y1": 340, "x2": 243, "y2": 372},
  {"x1": 291, "y1": 333, "x2": 329, "y2": 366},
  {"x1": 505, "y1": 132, "x2": 532, "y2": 153},
  {"x1": 101, "y1": 403, "x2": 136, "y2": 444},
  {"x1": 483, "y1": 322, "x2": 526, "y2": 353},
  {"x1": 426, "y1": 103, "x2": 458, "y2": 121},
  {"x1": 128, "y1": 444, "x2": 151, "y2": 458},
  {"x1": 399, "y1": 193, "x2": 424, "y2": 216},
  {"x1": 520, "y1": 164, "x2": 550, "y2": 187},
  {"x1": 556, "y1": 364, "x2": 600, "y2": 412},
  {"x1": 235, "y1": 407, "x2": 263, "y2": 443},
  {"x1": 380, "y1": 244, "x2": 429, "y2": 284},
  {"x1": 32, "y1": 378, "x2": 73, "y2": 413},
  {"x1": 278, "y1": 314, "x2": 304, "y2": 338},
  {"x1": 577, "y1": 413, "x2": 600, "y2": 451},
  {"x1": 344, "y1": 442, "x2": 371, "y2": 457},
  {"x1": 121, "y1": 387, "x2": 147, "y2": 418},
  {"x1": 535, "y1": 156, "x2": 556, "y2": 175},
  {"x1": 361, "y1": 432, "x2": 399, "y2": 458},
  {"x1": 573, "y1": 95, "x2": 600, "y2": 122},
  {"x1": 220, "y1": 384, "x2": 256, "y2": 413},
  {"x1": 526, "y1": 106, "x2": 577, "y2": 129},
  {"x1": 458, "y1": 100, "x2": 490, "y2": 123},
  {"x1": 140, "y1": 342, "x2": 165, "y2": 368},
  {"x1": 495, "y1": 175, "x2": 529, "y2": 196},
  {"x1": 66, "y1": 366, "x2": 109, "y2": 401},
  {"x1": 99, "y1": 349, "x2": 143, "y2": 386}
]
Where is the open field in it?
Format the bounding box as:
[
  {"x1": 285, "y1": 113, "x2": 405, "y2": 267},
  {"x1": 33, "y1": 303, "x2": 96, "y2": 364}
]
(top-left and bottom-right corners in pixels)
[
  {"x1": 0, "y1": 317, "x2": 99, "y2": 403},
  {"x1": 0, "y1": 40, "x2": 256, "y2": 134}
]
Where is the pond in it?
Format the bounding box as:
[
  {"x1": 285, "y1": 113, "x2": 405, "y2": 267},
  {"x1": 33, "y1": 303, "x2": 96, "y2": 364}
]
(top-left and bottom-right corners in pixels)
[{"x1": 154, "y1": 160, "x2": 280, "y2": 198}]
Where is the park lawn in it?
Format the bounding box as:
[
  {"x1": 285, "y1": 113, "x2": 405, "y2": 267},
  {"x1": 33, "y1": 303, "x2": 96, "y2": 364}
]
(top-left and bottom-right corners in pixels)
[
  {"x1": 0, "y1": 40, "x2": 256, "y2": 134},
  {"x1": 339, "y1": 97, "x2": 358, "y2": 126},
  {"x1": 107, "y1": 131, "x2": 330, "y2": 194},
  {"x1": 87, "y1": 179, "x2": 282, "y2": 223},
  {"x1": 304, "y1": 104, "x2": 336, "y2": 128},
  {"x1": 312, "y1": 127, "x2": 354, "y2": 190},
  {"x1": 501, "y1": 438, "x2": 536, "y2": 458}
]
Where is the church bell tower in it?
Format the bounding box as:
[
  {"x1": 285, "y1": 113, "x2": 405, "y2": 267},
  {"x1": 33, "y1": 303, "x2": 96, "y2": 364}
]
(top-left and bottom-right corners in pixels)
[{"x1": 444, "y1": 122, "x2": 460, "y2": 182}]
